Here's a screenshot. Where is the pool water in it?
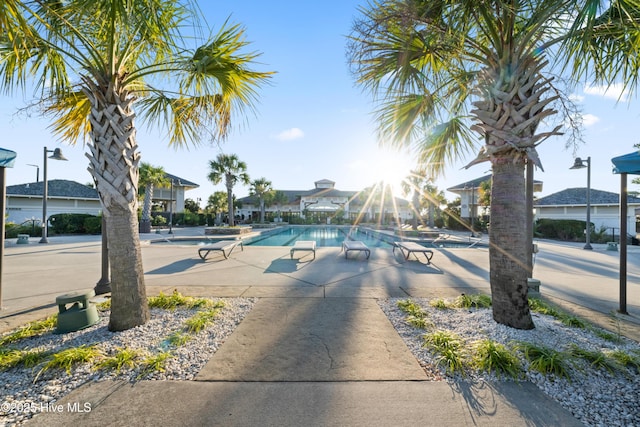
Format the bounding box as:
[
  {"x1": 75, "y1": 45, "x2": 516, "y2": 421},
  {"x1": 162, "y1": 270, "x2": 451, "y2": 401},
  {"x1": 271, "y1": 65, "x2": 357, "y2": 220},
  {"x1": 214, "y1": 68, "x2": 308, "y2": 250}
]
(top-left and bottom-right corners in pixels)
[{"x1": 246, "y1": 227, "x2": 392, "y2": 248}]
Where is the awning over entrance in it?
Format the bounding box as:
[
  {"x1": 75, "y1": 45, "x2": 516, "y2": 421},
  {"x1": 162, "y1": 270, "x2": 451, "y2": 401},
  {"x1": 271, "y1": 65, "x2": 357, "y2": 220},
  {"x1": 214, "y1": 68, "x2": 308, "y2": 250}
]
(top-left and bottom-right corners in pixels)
[
  {"x1": 611, "y1": 151, "x2": 640, "y2": 315},
  {"x1": 612, "y1": 151, "x2": 640, "y2": 175},
  {"x1": 0, "y1": 148, "x2": 17, "y2": 167}
]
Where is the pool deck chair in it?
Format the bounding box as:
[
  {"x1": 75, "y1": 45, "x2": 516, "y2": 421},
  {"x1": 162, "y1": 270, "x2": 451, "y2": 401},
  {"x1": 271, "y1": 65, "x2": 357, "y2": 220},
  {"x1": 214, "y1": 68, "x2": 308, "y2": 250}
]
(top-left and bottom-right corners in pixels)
[
  {"x1": 393, "y1": 241, "x2": 434, "y2": 264},
  {"x1": 342, "y1": 240, "x2": 370, "y2": 259},
  {"x1": 290, "y1": 240, "x2": 316, "y2": 260},
  {"x1": 198, "y1": 240, "x2": 243, "y2": 260}
]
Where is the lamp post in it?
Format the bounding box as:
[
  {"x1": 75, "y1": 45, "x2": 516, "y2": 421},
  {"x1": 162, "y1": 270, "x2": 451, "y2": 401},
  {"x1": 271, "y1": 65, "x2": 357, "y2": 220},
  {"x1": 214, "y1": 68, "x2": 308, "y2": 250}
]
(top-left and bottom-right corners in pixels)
[
  {"x1": 39, "y1": 147, "x2": 67, "y2": 243},
  {"x1": 570, "y1": 156, "x2": 592, "y2": 250},
  {"x1": 168, "y1": 178, "x2": 174, "y2": 234},
  {"x1": 27, "y1": 164, "x2": 40, "y2": 182}
]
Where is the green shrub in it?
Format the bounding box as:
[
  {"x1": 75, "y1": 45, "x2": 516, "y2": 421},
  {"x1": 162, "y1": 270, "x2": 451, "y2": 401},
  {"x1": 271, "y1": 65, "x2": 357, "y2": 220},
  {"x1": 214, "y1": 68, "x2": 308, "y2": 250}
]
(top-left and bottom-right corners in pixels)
[
  {"x1": 5, "y1": 222, "x2": 42, "y2": 238},
  {"x1": 535, "y1": 218, "x2": 592, "y2": 242},
  {"x1": 152, "y1": 215, "x2": 167, "y2": 226},
  {"x1": 84, "y1": 216, "x2": 102, "y2": 234},
  {"x1": 49, "y1": 213, "x2": 97, "y2": 234}
]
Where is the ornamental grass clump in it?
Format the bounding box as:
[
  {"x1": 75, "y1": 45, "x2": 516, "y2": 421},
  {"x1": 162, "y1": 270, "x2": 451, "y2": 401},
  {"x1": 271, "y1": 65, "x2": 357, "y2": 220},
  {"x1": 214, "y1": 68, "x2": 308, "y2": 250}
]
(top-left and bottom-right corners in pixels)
[
  {"x1": 148, "y1": 290, "x2": 224, "y2": 310},
  {"x1": 138, "y1": 351, "x2": 172, "y2": 378},
  {"x1": 0, "y1": 315, "x2": 57, "y2": 346},
  {"x1": 0, "y1": 348, "x2": 49, "y2": 371},
  {"x1": 429, "y1": 298, "x2": 449, "y2": 310},
  {"x1": 96, "y1": 347, "x2": 143, "y2": 373},
  {"x1": 568, "y1": 344, "x2": 623, "y2": 374},
  {"x1": 454, "y1": 294, "x2": 492, "y2": 309},
  {"x1": 472, "y1": 339, "x2": 522, "y2": 379},
  {"x1": 397, "y1": 299, "x2": 430, "y2": 329},
  {"x1": 37, "y1": 344, "x2": 102, "y2": 381},
  {"x1": 517, "y1": 342, "x2": 570, "y2": 379},
  {"x1": 184, "y1": 308, "x2": 223, "y2": 333},
  {"x1": 423, "y1": 330, "x2": 466, "y2": 374}
]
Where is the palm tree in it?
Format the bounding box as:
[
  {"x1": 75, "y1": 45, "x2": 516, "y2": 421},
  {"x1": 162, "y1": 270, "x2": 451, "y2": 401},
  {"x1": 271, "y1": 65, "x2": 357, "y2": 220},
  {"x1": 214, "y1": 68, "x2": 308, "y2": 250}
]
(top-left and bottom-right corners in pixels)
[
  {"x1": 139, "y1": 163, "x2": 170, "y2": 233},
  {"x1": 270, "y1": 190, "x2": 290, "y2": 222},
  {"x1": 208, "y1": 154, "x2": 250, "y2": 226},
  {"x1": 249, "y1": 177, "x2": 273, "y2": 223},
  {"x1": 349, "y1": 1, "x2": 640, "y2": 329},
  {"x1": 206, "y1": 191, "x2": 228, "y2": 225},
  {"x1": 401, "y1": 169, "x2": 427, "y2": 230},
  {"x1": 1, "y1": 1, "x2": 272, "y2": 331}
]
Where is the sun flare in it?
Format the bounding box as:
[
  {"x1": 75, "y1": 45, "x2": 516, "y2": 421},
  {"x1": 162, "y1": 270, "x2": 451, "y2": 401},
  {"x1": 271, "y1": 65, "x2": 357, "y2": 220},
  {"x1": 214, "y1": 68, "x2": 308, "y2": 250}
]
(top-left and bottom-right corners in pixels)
[{"x1": 368, "y1": 148, "x2": 415, "y2": 197}]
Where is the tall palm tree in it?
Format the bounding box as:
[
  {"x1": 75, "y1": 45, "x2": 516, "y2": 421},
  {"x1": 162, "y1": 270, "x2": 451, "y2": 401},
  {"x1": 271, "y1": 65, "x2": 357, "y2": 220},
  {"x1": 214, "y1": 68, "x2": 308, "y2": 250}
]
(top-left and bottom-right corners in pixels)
[
  {"x1": 401, "y1": 169, "x2": 427, "y2": 230},
  {"x1": 349, "y1": 0, "x2": 640, "y2": 329},
  {"x1": 249, "y1": 177, "x2": 273, "y2": 223},
  {"x1": 139, "y1": 163, "x2": 170, "y2": 233},
  {"x1": 208, "y1": 154, "x2": 250, "y2": 226},
  {"x1": 1, "y1": 1, "x2": 272, "y2": 331}
]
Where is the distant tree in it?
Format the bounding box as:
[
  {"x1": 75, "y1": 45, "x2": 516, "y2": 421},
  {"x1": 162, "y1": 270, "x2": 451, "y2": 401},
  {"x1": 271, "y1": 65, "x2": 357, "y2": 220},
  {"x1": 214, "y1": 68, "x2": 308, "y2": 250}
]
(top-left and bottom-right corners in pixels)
[
  {"x1": 208, "y1": 154, "x2": 250, "y2": 226},
  {"x1": 478, "y1": 180, "x2": 492, "y2": 217},
  {"x1": 206, "y1": 191, "x2": 228, "y2": 225},
  {"x1": 421, "y1": 181, "x2": 447, "y2": 228},
  {"x1": 269, "y1": 190, "x2": 290, "y2": 221},
  {"x1": 249, "y1": 177, "x2": 274, "y2": 223},
  {"x1": 184, "y1": 198, "x2": 200, "y2": 214},
  {"x1": 401, "y1": 169, "x2": 427, "y2": 230},
  {"x1": 139, "y1": 163, "x2": 169, "y2": 233}
]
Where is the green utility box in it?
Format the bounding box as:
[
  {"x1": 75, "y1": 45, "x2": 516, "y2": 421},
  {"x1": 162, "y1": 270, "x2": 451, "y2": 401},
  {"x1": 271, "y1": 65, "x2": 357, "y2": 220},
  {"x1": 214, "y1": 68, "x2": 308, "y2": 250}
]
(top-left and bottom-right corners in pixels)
[{"x1": 55, "y1": 290, "x2": 99, "y2": 334}]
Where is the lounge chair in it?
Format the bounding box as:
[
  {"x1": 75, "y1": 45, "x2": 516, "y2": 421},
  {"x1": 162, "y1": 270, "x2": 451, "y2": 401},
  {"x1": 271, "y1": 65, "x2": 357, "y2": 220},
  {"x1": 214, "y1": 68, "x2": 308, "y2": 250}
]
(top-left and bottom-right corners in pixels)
[
  {"x1": 290, "y1": 240, "x2": 316, "y2": 260},
  {"x1": 198, "y1": 240, "x2": 243, "y2": 260},
  {"x1": 341, "y1": 240, "x2": 370, "y2": 259},
  {"x1": 393, "y1": 241, "x2": 434, "y2": 264}
]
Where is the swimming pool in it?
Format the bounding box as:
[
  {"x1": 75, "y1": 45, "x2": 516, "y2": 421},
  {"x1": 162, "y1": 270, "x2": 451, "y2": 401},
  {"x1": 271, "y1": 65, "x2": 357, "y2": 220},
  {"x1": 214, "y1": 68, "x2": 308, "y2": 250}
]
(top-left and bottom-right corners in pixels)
[{"x1": 245, "y1": 226, "x2": 392, "y2": 248}]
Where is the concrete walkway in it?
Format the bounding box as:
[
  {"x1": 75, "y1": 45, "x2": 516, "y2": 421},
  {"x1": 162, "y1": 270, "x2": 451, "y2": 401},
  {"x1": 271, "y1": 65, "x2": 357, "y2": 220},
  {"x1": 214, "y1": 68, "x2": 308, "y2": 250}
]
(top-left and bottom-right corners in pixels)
[{"x1": 1, "y1": 228, "x2": 638, "y2": 426}]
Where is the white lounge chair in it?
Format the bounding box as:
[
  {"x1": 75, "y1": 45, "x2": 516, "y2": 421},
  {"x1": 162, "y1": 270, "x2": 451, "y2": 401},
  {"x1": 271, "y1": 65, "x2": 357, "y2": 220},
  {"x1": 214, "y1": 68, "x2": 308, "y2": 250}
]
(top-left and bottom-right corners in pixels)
[
  {"x1": 393, "y1": 241, "x2": 434, "y2": 264},
  {"x1": 198, "y1": 240, "x2": 243, "y2": 260},
  {"x1": 290, "y1": 240, "x2": 316, "y2": 260},
  {"x1": 341, "y1": 240, "x2": 370, "y2": 259}
]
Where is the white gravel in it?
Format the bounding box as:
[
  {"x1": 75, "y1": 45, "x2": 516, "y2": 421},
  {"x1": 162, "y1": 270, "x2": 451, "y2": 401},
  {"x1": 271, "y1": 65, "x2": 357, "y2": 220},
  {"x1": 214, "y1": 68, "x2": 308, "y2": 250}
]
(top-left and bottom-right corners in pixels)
[
  {"x1": 379, "y1": 298, "x2": 640, "y2": 427},
  {"x1": 0, "y1": 298, "x2": 256, "y2": 426},
  {"x1": 1, "y1": 296, "x2": 639, "y2": 427}
]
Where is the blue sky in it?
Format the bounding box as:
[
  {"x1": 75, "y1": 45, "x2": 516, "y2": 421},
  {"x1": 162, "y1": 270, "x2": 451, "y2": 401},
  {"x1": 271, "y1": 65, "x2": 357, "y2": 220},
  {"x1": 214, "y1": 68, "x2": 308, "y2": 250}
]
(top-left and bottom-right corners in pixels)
[{"x1": 1, "y1": 1, "x2": 639, "y2": 207}]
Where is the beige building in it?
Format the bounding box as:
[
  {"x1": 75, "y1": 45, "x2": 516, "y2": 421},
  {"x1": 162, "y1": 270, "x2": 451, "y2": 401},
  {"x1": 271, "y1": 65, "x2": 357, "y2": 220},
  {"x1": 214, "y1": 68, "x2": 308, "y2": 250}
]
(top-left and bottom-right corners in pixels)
[{"x1": 237, "y1": 179, "x2": 413, "y2": 224}]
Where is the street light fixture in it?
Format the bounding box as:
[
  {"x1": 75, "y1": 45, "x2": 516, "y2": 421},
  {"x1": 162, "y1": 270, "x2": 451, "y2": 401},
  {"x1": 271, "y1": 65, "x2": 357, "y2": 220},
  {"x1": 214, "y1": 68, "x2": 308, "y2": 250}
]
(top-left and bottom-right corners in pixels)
[
  {"x1": 39, "y1": 147, "x2": 67, "y2": 243},
  {"x1": 570, "y1": 156, "x2": 592, "y2": 250},
  {"x1": 27, "y1": 164, "x2": 40, "y2": 182}
]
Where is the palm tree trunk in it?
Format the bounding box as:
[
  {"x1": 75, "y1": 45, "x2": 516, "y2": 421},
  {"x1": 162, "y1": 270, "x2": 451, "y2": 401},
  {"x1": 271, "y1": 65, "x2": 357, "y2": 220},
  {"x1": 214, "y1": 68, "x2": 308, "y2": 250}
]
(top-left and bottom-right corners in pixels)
[
  {"x1": 226, "y1": 184, "x2": 235, "y2": 226},
  {"x1": 140, "y1": 184, "x2": 154, "y2": 233},
  {"x1": 260, "y1": 200, "x2": 265, "y2": 223},
  {"x1": 84, "y1": 79, "x2": 149, "y2": 331},
  {"x1": 489, "y1": 157, "x2": 533, "y2": 329}
]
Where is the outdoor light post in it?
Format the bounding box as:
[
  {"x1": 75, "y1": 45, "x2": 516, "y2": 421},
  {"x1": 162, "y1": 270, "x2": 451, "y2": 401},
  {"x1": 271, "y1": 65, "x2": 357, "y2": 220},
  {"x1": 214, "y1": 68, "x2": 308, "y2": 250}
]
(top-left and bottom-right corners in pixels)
[
  {"x1": 168, "y1": 178, "x2": 174, "y2": 234},
  {"x1": 27, "y1": 164, "x2": 39, "y2": 182},
  {"x1": 570, "y1": 156, "x2": 593, "y2": 250},
  {"x1": 39, "y1": 147, "x2": 67, "y2": 243}
]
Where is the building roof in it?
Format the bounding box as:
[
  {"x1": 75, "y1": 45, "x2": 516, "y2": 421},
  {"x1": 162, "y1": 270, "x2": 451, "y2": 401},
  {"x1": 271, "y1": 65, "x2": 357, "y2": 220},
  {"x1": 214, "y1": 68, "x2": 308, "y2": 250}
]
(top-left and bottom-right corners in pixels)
[
  {"x1": 534, "y1": 188, "x2": 640, "y2": 206},
  {"x1": 7, "y1": 179, "x2": 99, "y2": 199},
  {"x1": 163, "y1": 173, "x2": 199, "y2": 189},
  {"x1": 447, "y1": 174, "x2": 543, "y2": 193}
]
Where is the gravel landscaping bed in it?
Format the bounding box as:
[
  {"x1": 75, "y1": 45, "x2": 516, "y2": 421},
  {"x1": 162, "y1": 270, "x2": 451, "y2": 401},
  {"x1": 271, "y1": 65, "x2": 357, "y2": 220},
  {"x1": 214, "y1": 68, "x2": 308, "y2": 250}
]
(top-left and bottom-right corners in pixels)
[
  {"x1": 379, "y1": 297, "x2": 640, "y2": 427},
  {"x1": 0, "y1": 298, "x2": 256, "y2": 425},
  {"x1": 1, "y1": 295, "x2": 639, "y2": 427}
]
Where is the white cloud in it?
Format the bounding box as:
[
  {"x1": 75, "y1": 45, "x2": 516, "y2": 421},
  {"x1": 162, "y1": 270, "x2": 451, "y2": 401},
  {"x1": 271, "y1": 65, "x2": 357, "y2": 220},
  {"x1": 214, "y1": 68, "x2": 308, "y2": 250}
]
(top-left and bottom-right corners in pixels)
[
  {"x1": 569, "y1": 93, "x2": 584, "y2": 103},
  {"x1": 582, "y1": 113, "x2": 600, "y2": 127},
  {"x1": 272, "y1": 127, "x2": 304, "y2": 141},
  {"x1": 584, "y1": 83, "x2": 628, "y2": 101}
]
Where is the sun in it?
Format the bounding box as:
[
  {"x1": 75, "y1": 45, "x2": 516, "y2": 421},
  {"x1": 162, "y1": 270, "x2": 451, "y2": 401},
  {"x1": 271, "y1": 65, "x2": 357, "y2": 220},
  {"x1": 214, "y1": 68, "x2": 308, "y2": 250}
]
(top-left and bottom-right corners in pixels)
[{"x1": 369, "y1": 147, "x2": 415, "y2": 197}]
